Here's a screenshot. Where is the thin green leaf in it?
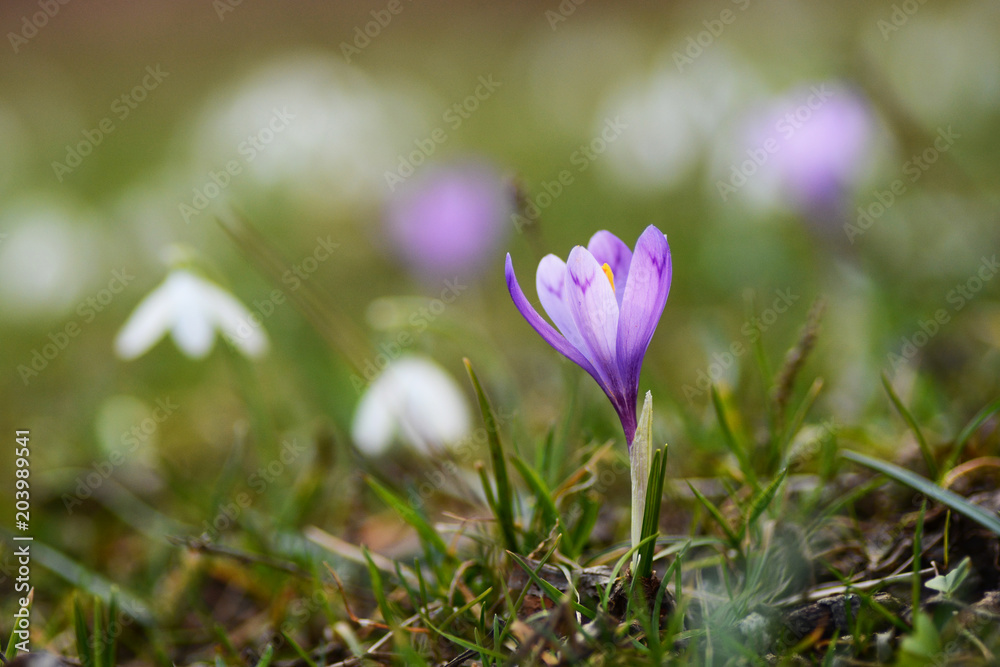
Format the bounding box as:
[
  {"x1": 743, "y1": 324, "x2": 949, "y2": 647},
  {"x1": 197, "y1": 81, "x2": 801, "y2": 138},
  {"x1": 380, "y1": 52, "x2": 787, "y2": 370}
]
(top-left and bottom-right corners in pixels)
[
  {"x1": 5, "y1": 591, "x2": 31, "y2": 659},
  {"x1": 253, "y1": 644, "x2": 274, "y2": 667},
  {"x1": 711, "y1": 385, "x2": 757, "y2": 488},
  {"x1": 362, "y1": 546, "x2": 396, "y2": 627},
  {"x1": 744, "y1": 468, "x2": 788, "y2": 535},
  {"x1": 438, "y1": 587, "x2": 493, "y2": 633},
  {"x1": 686, "y1": 482, "x2": 740, "y2": 549},
  {"x1": 507, "y1": 551, "x2": 596, "y2": 620},
  {"x1": 104, "y1": 589, "x2": 118, "y2": 667},
  {"x1": 509, "y1": 453, "x2": 561, "y2": 536},
  {"x1": 74, "y1": 595, "x2": 94, "y2": 667},
  {"x1": 913, "y1": 499, "x2": 926, "y2": 606},
  {"x1": 946, "y1": 396, "x2": 1000, "y2": 472},
  {"x1": 420, "y1": 613, "x2": 504, "y2": 660},
  {"x1": 637, "y1": 446, "x2": 669, "y2": 580},
  {"x1": 600, "y1": 533, "x2": 659, "y2": 613},
  {"x1": 366, "y1": 475, "x2": 449, "y2": 555},
  {"x1": 882, "y1": 373, "x2": 938, "y2": 480},
  {"x1": 465, "y1": 358, "x2": 518, "y2": 553},
  {"x1": 92, "y1": 595, "x2": 104, "y2": 667},
  {"x1": 841, "y1": 449, "x2": 1000, "y2": 537},
  {"x1": 567, "y1": 492, "x2": 599, "y2": 559},
  {"x1": 281, "y1": 632, "x2": 319, "y2": 667}
]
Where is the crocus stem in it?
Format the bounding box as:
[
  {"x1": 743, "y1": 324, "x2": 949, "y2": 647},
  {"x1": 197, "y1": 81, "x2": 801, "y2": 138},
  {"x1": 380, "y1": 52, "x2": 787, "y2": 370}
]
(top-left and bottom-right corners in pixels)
[{"x1": 630, "y1": 391, "x2": 653, "y2": 572}]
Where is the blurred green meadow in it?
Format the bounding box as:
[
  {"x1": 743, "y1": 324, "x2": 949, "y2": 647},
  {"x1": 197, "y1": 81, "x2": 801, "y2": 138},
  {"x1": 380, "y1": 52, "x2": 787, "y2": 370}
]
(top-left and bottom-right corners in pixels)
[{"x1": 1, "y1": 0, "x2": 999, "y2": 663}]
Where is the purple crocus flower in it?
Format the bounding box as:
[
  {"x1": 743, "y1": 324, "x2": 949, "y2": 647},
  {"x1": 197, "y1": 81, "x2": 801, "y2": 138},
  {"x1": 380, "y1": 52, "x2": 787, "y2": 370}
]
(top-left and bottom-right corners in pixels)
[
  {"x1": 386, "y1": 161, "x2": 512, "y2": 280},
  {"x1": 747, "y1": 84, "x2": 876, "y2": 221},
  {"x1": 505, "y1": 225, "x2": 672, "y2": 446}
]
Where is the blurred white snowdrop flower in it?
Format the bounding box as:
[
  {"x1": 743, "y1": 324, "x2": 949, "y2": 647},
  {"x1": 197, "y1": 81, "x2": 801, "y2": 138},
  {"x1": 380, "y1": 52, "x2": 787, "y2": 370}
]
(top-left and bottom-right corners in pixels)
[
  {"x1": 352, "y1": 356, "x2": 471, "y2": 457},
  {"x1": 0, "y1": 197, "x2": 99, "y2": 322},
  {"x1": 599, "y1": 50, "x2": 763, "y2": 191},
  {"x1": 871, "y1": 5, "x2": 1000, "y2": 127},
  {"x1": 115, "y1": 267, "x2": 267, "y2": 360},
  {"x1": 189, "y1": 54, "x2": 422, "y2": 215}
]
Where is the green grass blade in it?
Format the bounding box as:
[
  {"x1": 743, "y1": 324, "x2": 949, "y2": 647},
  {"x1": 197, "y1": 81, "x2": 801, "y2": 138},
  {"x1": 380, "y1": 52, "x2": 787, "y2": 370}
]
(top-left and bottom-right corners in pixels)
[
  {"x1": 745, "y1": 468, "x2": 788, "y2": 533},
  {"x1": 103, "y1": 589, "x2": 118, "y2": 667},
  {"x1": 946, "y1": 396, "x2": 1000, "y2": 471},
  {"x1": 686, "y1": 481, "x2": 740, "y2": 549},
  {"x1": 362, "y1": 546, "x2": 396, "y2": 627},
  {"x1": 92, "y1": 595, "x2": 104, "y2": 667},
  {"x1": 365, "y1": 475, "x2": 449, "y2": 555},
  {"x1": 637, "y1": 446, "x2": 669, "y2": 580},
  {"x1": 509, "y1": 453, "x2": 561, "y2": 536},
  {"x1": 566, "y1": 492, "x2": 599, "y2": 559},
  {"x1": 507, "y1": 551, "x2": 596, "y2": 620},
  {"x1": 73, "y1": 595, "x2": 94, "y2": 667},
  {"x1": 253, "y1": 644, "x2": 274, "y2": 667},
  {"x1": 419, "y1": 613, "x2": 504, "y2": 660},
  {"x1": 711, "y1": 385, "x2": 757, "y2": 488},
  {"x1": 841, "y1": 449, "x2": 1000, "y2": 536},
  {"x1": 465, "y1": 358, "x2": 519, "y2": 553},
  {"x1": 5, "y1": 590, "x2": 31, "y2": 659},
  {"x1": 600, "y1": 533, "x2": 659, "y2": 613},
  {"x1": 281, "y1": 633, "x2": 319, "y2": 667},
  {"x1": 882, "y1": 373, "x2": 938, "y2": 480},
  {"x1": 913, "y1": 500, "x2": 926, "y2": 606}
]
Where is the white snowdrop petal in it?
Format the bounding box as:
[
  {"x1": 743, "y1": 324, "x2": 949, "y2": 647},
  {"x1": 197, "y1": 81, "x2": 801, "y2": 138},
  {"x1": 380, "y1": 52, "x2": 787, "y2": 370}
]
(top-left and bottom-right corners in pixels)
[
  {"x1": 351, "y1": 383, "x2": 396, "y2": 456},
  {"x1": 168, "y1": 272, "x2": 215, "y2": 358},
  {"x1": 385, "y1": 357, "x2": 472, "y2": 455},
  {"x1": 114, "y1": 278, "x2": 176, "y2": 360},
  {"x1": 204, "y1": 282, "x2": 269, "y2": 358}
]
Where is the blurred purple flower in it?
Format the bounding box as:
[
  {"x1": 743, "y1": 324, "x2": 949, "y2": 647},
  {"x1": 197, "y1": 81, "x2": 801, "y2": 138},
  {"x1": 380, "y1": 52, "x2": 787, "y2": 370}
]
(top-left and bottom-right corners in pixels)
[
  {"x1": 386, "y1": 162, "x2": 512, "y2": 279},
  {"x1": 505, "y1": 226, "x2": 672, "y2": 446},
  {"x1": 753, "y1": 85, "x2": 876, "y2": 219}
]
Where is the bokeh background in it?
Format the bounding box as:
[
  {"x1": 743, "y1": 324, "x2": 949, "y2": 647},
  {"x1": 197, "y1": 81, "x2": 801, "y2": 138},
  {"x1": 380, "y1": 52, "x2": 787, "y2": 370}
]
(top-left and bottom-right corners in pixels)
[{"x1": 1, "y1": 0, "x2": 999, "y2": 657}]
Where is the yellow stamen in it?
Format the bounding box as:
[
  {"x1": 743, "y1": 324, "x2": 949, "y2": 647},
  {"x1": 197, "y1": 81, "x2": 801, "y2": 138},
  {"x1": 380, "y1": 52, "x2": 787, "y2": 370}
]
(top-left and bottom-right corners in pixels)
[{"x1": 601, "y1": 263, "x2": 615, "y2": 292}]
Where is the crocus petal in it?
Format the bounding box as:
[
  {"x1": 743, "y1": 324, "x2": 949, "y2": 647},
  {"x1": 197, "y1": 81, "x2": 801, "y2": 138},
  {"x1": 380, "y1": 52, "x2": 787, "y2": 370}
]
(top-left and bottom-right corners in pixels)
[
  {"x1": 535, "y1": 254, "x2": 590, "y2": 359},
  {"x1": 616, "y1": 226, "x2": 672, "y2": 402},
  {"x1": 206, "y1": 282, "x2": 269, "y2": 358},
  {"x1": 114, "y1": 279, "x2": 174, "y2": 360},
  {"x1": 565, "y1": 246, "x2": 621, "y2": 392},
  {"x1": 505, "y1": 254, "x2": 600, "y2": 380},
  {"x1": 587, "y1": 231, "x2": 632, "y2": 306}
]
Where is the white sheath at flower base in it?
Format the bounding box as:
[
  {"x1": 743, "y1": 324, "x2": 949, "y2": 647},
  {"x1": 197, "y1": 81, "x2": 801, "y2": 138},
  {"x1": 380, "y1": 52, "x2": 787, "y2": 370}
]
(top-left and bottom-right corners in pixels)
[
  {"x1": 351, "y1": 356, "x2": 472, "y2": 457},
  {"x1": 114, "y1": 269, "x2": 268, "y2": 360},
  {"x1": 630, "y1": 390, "x2": 654, "y2": 570}
]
